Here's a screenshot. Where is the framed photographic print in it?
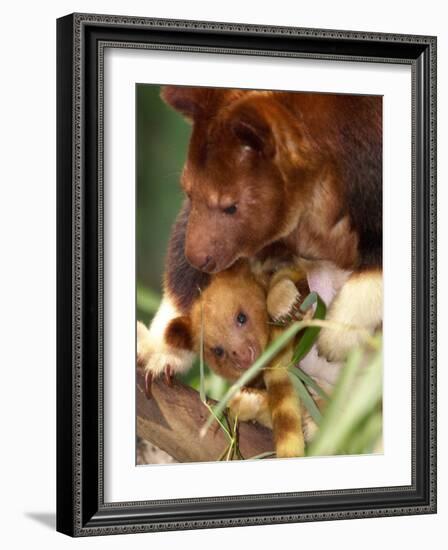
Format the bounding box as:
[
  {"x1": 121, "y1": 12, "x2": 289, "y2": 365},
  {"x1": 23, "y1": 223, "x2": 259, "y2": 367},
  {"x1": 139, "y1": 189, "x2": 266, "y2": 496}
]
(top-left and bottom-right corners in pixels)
[{"x1": 56, "y1": 13, "x2": 437, "y2": 536}]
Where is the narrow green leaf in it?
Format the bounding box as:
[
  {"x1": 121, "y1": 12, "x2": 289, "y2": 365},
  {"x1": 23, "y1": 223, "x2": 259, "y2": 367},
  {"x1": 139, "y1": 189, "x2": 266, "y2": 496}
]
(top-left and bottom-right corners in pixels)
[
  {"x1": 289, "y1": 370, "x2": 322, "y2": 424},
  {"x1": 291, "y1": 366, "x2": 330, "y2": 401},
  {"x1": 291, "y1": 293, "x2": 327, "y2": 365},
  {"x1": 300, "y1": 291, "x2": 319, "y2": 312}
]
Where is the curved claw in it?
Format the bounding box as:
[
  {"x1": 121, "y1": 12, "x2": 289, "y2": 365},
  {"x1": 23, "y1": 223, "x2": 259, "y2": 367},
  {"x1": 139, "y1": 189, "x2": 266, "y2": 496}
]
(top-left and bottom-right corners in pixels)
[
  {"x1": 271, "y1": 294, "x2": 303, "y2": 325},
  {"x1": 144, "y1": 365, "x2": 175, "y2": 400},
  {"x1": 144, "y1": 370, "x2": 153, "y2": 400},
  {"x1": 164, "y1": 365, "x2": 174, "y2": 387}
]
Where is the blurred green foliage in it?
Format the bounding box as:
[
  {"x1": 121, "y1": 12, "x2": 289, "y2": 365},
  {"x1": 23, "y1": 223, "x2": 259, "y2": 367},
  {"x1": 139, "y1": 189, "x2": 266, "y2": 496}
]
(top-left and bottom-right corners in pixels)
[
  {"x1": 136, "y1": 84, "x2": 189, "y2": 323},
  {"x1": 136, "y1": 85, "x2": 229, "y2": 398}
]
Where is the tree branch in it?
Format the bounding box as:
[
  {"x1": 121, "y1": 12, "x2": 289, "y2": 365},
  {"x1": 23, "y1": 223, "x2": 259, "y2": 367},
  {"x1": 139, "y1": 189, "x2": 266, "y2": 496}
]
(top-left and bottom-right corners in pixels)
[{"x1": 136, "y1": 368, "x2": 274, "y2": 462}]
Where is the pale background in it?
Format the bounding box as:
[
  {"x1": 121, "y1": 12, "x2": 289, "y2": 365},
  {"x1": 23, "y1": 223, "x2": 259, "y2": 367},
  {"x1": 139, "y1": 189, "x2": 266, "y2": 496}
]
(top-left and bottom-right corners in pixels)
[{"x1": 0, "y1": 0, "x2": 445, "y2": 548}]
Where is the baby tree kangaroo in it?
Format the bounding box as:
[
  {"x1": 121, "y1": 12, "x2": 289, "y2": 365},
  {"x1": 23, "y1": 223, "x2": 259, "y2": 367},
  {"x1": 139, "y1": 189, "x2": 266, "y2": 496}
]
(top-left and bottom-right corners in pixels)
[{"x1": 138, "y1": 260, "x2": 311, "y2": 458}]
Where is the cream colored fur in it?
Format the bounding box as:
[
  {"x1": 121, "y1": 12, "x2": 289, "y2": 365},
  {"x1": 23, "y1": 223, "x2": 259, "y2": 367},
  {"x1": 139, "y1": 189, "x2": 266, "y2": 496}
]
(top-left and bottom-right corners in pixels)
[
  {"x1": 228, "y1": 385, "x2": 320, "y2": 446},
  {"x1": 229, "y1": 388, "x2": 272, "y2": 428},
  {"x1": 137, "y1": 295, "x2": 195, "y2": 376},
  {"x1": 317, "y1": 269, "x2": 383, "y2": 362},
  {"x1": 267, "y1": 279, "x2": 300, "y2": 321}
]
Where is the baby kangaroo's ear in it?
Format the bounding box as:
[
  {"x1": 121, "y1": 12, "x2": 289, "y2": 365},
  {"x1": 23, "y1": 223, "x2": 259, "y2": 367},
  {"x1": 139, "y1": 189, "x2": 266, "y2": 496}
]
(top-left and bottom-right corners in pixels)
[{"x1": 165, "y1": 316, "x2": 194, "y2": 351}]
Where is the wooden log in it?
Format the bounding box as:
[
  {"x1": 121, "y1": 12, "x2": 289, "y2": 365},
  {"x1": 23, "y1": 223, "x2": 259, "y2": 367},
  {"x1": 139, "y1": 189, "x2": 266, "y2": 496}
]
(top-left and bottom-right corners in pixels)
[{"x1": 136, "y1": 369, "x2": 274, "y2": 462}]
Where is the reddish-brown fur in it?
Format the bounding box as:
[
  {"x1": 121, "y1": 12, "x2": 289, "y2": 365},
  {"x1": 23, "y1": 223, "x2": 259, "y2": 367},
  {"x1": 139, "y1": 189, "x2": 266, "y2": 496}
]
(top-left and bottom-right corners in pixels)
[{"x1": 161, "y1": 87, "x2": 382, "y2": 287}]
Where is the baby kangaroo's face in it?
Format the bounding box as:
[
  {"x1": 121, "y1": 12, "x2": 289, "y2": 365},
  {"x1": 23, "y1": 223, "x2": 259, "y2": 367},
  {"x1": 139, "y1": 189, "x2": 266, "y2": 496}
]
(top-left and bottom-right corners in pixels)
[{"x1": 192, "y1": 266, "x2": 269, "y2": 382}]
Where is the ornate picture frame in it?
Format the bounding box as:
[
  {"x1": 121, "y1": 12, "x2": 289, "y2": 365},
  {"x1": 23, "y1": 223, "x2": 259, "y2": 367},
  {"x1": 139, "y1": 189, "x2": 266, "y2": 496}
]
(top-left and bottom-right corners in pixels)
[{"x1": 56, "y1": 13, "x2": 437, "y2": 536}]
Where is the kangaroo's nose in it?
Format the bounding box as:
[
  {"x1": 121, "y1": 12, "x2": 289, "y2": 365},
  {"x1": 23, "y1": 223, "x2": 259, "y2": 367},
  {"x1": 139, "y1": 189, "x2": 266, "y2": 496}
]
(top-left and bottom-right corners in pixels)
[
  {"x1": 232, "y1": 348, "x2": 254, "y2": 369},
  {"x1": 200, "y1": 255, "x2": 216, "y2": 272},
  {"x1": 185, "y1": 250, "x2": 216, "y2": 272}
]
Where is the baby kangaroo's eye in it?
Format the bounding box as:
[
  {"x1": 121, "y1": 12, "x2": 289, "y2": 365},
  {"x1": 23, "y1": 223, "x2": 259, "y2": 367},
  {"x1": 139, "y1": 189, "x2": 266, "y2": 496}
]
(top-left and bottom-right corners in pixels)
[
  {"x1": 223, "y1": 204, "x2": 237, "y2": 215},
  {"x1": 236, "y1": 312, "x2": 247, "y2": 326},
  {"x1": 213, "y1": 346, "x2": 225, "y2": 358}
]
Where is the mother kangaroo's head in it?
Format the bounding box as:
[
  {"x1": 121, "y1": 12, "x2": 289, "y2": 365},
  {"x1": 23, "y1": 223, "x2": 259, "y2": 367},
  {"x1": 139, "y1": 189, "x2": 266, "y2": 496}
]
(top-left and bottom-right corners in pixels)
[{"x1": 161, "y1": 86, "x2": 323, "y2": 273}]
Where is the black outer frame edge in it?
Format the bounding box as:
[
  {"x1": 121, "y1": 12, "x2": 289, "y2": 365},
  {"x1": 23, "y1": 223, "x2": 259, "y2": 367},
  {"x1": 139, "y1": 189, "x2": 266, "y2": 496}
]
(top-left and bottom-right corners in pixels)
[
  {"x1": 414, "y1": 44, "x2": 437, "y2": 509},
  {"x1": 88, "y1": 489, "x2": 429, "y2": 527},
  {"x1": 75, "y1": 11, "x2": 436, "y2": 58},
  {"x1": 82, "y1": 19, "x2": 428, "y2": 60},
  {"x1": 82, "y1": 15, "x2": 101, "y2": 529},
  {"x1": 56, "y1": 13, "x2": 437, "y2": 536},
  {"x1": 56, "y1": 13, "x2": 75, "y2": 537}
]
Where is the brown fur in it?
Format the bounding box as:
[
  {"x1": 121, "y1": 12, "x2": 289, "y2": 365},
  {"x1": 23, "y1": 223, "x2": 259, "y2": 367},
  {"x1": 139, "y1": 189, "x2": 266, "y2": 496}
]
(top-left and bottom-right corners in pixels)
[
  {"x1": 267, "y1": 380, "x2": 294, "y2": 411},
  {"x1": 165, "y1": 316, "x2": 193, "y2": 350},
  {"x1": 162, "y1": 87, "x2": 382, "y2": 278},
  {"x1": 163, "y1": 201, "x2": 210, "y2": 314},
  {"x1": 272, "y1": 412, "x2": 301, "y2": 436}
]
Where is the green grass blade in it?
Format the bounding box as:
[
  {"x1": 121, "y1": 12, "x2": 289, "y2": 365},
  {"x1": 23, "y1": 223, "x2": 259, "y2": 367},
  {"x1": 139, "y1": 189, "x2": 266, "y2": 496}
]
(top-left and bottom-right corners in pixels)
[
  {"x1": 204, "y1": 402, "x2": 232, "y2": 444},
  {"x1": 345, "y1": 411, "x2": 382, "y2": 455},
  {"x1": 329, "y1": 350, "x2": 382, "y2": 452},
  {"x1": 289, "y1": 369, "x2": 322, "y2": 424},
  {"x1": 198, "y1": 293, "x2": 206, "y2": 403},
  {"x1": 292, "y1": 367, "x2": 330, "y2": 401},
  {"x1": 291, "y1": 292, "x2": 327, "y2": 365},
  {"x1": 307, "y1": 347, "x2": 362, "y2": 456},
  {"x1": 247, "y1": 451, "x2": 276, "y2": 460},
  {"x1": 308, "y1": 345, "x2": 382, "y2": 456}
]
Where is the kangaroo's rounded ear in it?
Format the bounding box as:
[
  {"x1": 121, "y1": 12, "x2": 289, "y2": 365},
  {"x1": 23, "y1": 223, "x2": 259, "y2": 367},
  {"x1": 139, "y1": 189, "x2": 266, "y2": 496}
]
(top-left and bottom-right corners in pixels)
[
  {"x1": 161, "y1": 86, "x2": 227, "y2": 121},
  {"x1": 161, "y1": 86, "x2": 201, "y2": 120},
  {"x1": 165, "y1": 316, "x2": 193, "y2": 350}
]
